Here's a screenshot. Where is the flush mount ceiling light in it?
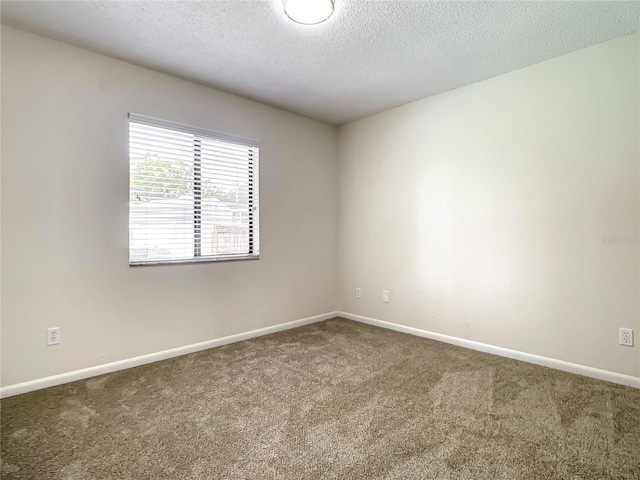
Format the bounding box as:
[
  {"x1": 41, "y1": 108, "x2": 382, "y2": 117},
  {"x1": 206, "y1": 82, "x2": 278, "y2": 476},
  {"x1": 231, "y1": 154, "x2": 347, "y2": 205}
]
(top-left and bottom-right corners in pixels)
[{"x1": 283, "y1": 0, "x2": 334, "y2": 25}]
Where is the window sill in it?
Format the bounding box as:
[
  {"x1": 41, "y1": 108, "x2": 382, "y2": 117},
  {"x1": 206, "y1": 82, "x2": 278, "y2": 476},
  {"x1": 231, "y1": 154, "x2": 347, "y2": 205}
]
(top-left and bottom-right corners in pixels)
[{"x1": 129, "y1": 254, "x2": 260, "y2": 267}]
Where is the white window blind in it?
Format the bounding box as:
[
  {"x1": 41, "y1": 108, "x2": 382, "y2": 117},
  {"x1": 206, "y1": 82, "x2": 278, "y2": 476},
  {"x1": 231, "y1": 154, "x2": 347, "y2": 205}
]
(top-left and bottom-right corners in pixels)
[{"x1": 129, "y1": 113, "x2": 260, "y2": 265}]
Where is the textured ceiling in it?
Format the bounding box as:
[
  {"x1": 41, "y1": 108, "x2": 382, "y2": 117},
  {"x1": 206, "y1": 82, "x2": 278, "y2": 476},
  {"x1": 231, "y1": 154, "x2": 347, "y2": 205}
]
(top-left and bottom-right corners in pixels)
[{"x1": 2, "y1": 1, "x2": 639, "y2": 125}]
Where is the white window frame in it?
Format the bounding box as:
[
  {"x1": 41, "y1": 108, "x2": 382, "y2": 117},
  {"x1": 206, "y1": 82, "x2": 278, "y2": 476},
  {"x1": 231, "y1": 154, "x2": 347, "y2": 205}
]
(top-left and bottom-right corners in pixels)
[{"x1": 128, "y1": 113, "x2": 260, "y2": 266}]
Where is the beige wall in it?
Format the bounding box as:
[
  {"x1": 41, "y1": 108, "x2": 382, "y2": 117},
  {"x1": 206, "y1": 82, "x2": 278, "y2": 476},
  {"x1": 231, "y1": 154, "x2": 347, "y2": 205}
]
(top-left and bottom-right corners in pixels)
[
  {"x1": 338, "y1": 33, "x2": 640, "y2": 377},
  {"x1": 1, "y1": 27, "x2": 338, "y2": 386}
]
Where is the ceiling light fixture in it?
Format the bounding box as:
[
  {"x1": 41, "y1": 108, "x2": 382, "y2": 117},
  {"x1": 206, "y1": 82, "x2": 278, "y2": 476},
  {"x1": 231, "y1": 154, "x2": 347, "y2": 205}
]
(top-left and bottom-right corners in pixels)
[{"x1": 283, "y1": 0, "x2": 334, "y2": 25}]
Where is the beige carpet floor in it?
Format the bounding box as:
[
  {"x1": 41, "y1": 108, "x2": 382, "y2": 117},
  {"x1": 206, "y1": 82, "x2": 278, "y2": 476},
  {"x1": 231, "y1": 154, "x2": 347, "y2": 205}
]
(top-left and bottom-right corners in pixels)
[{"x1": 1, "y1": 318, "x2": 639, "y2": 479}]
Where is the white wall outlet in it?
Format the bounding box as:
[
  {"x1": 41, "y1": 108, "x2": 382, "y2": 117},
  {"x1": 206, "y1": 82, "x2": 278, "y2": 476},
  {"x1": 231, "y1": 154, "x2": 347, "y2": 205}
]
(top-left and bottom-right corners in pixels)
[
  {"x1": 619, "y1": 328, "x2": 633, "y2": 347},
  {"x1": 47, "y1": 327, "x2": 61, "y2": 346},
  {"x1": 355, "y1": 288, "x2": 362, "y2": 299},
  {"x1": 382, "y1": 290, "x2": 390, "y2": 303}
]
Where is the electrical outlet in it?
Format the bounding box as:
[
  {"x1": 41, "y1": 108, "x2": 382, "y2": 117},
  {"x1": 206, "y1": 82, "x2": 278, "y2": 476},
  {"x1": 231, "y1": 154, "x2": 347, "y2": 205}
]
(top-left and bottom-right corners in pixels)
[
  {"x1": 355, "y1": 288, "x2": 362, "y2": 299},
  {"x1": 382, "y1": 290, "x2": 390, "y2": 303},
  {"x1": 619, "y1": 328, "x2": 633, "y2": 347},
  {"x1": 47, "y1": 327, "x2": 61, "y2": 346}
]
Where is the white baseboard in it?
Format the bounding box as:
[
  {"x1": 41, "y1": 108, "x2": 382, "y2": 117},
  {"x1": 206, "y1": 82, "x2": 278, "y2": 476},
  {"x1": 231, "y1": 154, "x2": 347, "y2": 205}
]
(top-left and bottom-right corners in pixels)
[
  {"x1": 0, "y1": 311, "x2": 339, "y2": 399},
  {"x1": 4, "y1": 311, "x2": 637, "y2": 398},
  {"x1": 339, "y1": 311, "x2": 640, "y2": 389}
]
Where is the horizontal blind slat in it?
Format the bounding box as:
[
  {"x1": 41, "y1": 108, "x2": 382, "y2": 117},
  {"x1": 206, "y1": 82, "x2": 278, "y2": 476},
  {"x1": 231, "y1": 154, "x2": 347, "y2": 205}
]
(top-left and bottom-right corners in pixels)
[
  {"x1": 130, "y1": 139, "x2": 252, "y2": 162},
  {"x1": 130, "y1": 148, "x2": 252, "y2": 169}
]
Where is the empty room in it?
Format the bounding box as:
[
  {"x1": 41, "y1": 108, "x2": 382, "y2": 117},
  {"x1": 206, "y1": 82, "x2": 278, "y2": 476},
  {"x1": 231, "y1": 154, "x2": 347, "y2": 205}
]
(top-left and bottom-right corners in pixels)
[{"x1": 1, "y1": 1, "x2": 639, "y2": 478}]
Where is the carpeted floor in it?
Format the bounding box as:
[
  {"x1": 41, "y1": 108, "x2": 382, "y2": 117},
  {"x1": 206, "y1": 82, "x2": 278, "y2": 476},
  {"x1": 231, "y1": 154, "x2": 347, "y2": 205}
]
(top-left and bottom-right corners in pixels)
[{"x1": 1, "y1": 318, "x2": 639, "y2": 479}]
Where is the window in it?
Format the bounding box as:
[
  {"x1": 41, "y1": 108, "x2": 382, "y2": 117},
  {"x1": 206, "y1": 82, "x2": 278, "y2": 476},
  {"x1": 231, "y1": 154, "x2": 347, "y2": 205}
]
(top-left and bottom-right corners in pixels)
[{"x1": 129, "y1": 113, "x2": 259, "y2": 265}]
